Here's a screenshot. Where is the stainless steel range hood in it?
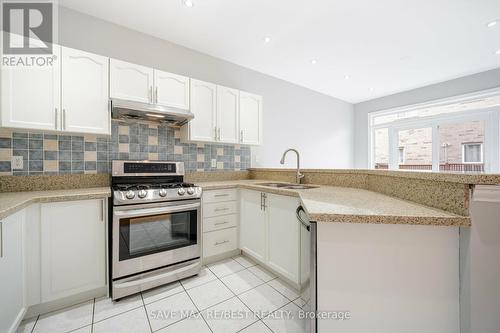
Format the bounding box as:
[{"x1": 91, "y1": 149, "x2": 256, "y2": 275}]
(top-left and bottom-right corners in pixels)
[{"x1": 110, "y1": 99, "x2": 194, "y2": 126}]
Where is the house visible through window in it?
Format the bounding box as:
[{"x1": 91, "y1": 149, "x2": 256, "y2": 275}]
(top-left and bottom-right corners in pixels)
[{"x1": 462, "y1": 143, "x2": 483, "y2": 163}]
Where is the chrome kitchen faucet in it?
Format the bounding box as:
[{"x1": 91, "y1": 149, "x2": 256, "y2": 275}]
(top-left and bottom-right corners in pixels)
[{"x1": 280, "y1": 148, "x2": 304, "y2": 184}]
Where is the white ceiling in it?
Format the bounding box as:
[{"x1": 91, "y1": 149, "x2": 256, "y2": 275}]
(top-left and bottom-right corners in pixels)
[{"x1": 60, "y1": 0, "x2": 500, "y2": 103}]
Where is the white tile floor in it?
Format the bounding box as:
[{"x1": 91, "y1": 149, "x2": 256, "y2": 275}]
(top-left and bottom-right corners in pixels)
[{"x1": 18, "y1": 255, "x2": 308, "y2": 333}]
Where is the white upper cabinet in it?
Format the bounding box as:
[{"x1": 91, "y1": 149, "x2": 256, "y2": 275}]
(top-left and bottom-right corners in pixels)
[
  {"x1": 239, "y1": 91, "x2": 263, "y2": 145},
  {"x1": 1, "y1": 45, "x2": 61, "y2": 131},
  {"x1": 110, "y1": 59, "x2": 154, "y2": 103},
  {"x1": 154, "y1": 70, "x2": 190, "y2": 109},
  {"x1": 217, "y1": 86, "x2": 239, "y2": 143},
  {"x1": 61, "y1": 47, "x2": 110, "y2": 135},
  {"x1": 40, "y1": 199, "x2": 106, "y2": 302},
  {"x1": 182, "y1": 79, "x2": 217, "y2": 142}
]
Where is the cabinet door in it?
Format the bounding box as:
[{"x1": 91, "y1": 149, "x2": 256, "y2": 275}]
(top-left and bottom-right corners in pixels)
[
  {"x1": 154, "y1": 70, "x2": 190, "y2": 109},
  {"x1": 41, "y1": 199, "x2": 106, "y2": 302},
  {"x1": 239, "y1": 190, "x2": 266, "y2": 262},
  {"x1": 267, "y1": 194, "x2": 300, "y2": 283},
  {"x1": 0, "y1": 210, "x2": 26, "y2": 333},
  {"x1": 239, "y1": 91, "x2": 262, "y2": 145},
  {"x1": 61, "y1": 47, "x2": 110, "y2": 134},
  {"x1": 109, "y1": 59, "x2": 153, "y2": 103},
  {"x1": 188, "y1": 79, "x2": 217, "y2": 142},
  {"x1": 1, "y1": 45, "x2": 60, "y2": 131},
  {"x1": 217, "y1": 86, "x2": 239, "y2": 143}
]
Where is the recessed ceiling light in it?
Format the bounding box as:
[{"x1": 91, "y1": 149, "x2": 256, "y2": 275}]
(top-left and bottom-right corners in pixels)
[
  {"x1": 487, "y1": 20, "x2": 498, "y2": 28},
  {"x1": 369, "y1": 87, "x2": 374, "y2": 92},
  {"x1": 495, "y1": 50, "x2": 500, "y2": 55},
  {"x1": 344, "y1": 75, "x2": 350, "y2": 80},
  {"x1": 310, "y1": 59, "x2": 317, "y2": 65},
  {"x1": 263, "y1": 36, "x2": 271, "y2": 43},
  {"x1": 183, "y1": 0, "x2": 194, "y2": 7}
]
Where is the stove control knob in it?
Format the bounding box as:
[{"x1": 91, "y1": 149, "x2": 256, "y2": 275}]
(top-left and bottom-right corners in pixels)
[
  {"x1": 187, "y1": 187, "x2": 195, "y2": 195},
  {"x1": 178, "y1": 188, "x2": 186, "y2": 196},
  {"x1": 159, "y1": 188, "x2": 168, "y2": 197},
  {"x1": 125, "y1": 190, "x2": 135, "y2": 200},
  {"x1": 138, "y1": 189, "x2": 148, "y2": 199}
]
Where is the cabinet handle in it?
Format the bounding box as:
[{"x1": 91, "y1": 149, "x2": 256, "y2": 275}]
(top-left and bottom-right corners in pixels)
[
  {"x1": 155, "y1": 87, "x2": 159, "y2": 104},
  {"x1": 214, "y1": 221, "x2": 229, "y2": 226},
  {"x1": 54, "y1": 108, "x2": 58, "y2": 130},
  {"x1": 214, "y1": 194, "x2": 229, "y2": 197},
  {"x1": 240, "y1": 130, "x2": 244, "y2": 143},
  {"x1": 149, "y1": 87, "x2": 153, "y2": 103},
  {"x1": 62, "y1": 109, "x2": 66, "y2": 130},
  {"x1": 214, "y1": 207, "x2": 229, "y2": 212},
  {"x1": 260, "y1": 192, "x2": 264, "y2": 211},
  {"x1": 100, "y1": 200, "x2": 104, "y2": 222},
  {"x1": 215, "y1": 240, "x2": 229, "y2": 246},
  {"x1": 263, "y1": 193, "x2": 267, "y2": 211},
  {"x1": 0, "y1": 222, "x2": 3, "y2": 258},
  {"x1": 214, "y1": 127, "x2": 218, "y2": 141},
  {"x1": 218, "y1": 128, "x2": 221, "y2": 141}
]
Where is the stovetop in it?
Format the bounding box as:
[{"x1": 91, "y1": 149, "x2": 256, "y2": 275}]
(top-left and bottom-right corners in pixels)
[
  {"x1": 112, "y1": 181, "x2": 202, "y2": 205},
  {"x1": 112, "y1": 182, "x2": 195, "y2": 191},
  {"x1": 111, "y1": 161, "x2": 201, "y2": 205}
]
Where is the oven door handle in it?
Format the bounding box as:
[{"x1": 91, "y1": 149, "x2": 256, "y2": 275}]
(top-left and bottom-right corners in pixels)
[{"x1": 114, "y1": 202, "x2": 200, "y2": 218}]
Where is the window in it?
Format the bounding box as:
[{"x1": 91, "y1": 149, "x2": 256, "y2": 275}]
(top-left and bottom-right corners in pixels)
[
  {"x1": 462, "y1": 143, "x2": 483, "y2": 163},
  {"x1": 368, "y1": 88, "x2": 500, "y2": 173},
  {"x1": 398, "y1": 147, "x2": 405, "y2": 164},
  {"x1": 398, "y1": 127, "x2": 432, "y2": 170},
  {"x1": 373, "y1": 128, "x2": 389, "y2": 169}
]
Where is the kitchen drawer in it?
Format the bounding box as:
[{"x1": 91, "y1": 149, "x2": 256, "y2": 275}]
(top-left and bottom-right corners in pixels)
[
  {"x1": 203, "y1": 189, "x2": 238, "y2": 203},
  {"x1": 203, "y1": 214, "x2": 237, "y2": 233},
  {"x1": 203, "y1": 227, "x2": 238, "y2": 258},
  {"x1": 203, "y1": 201, "x2": 237, "y2": 218}
]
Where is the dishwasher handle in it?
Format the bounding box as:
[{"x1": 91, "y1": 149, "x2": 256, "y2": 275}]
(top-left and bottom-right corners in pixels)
[{"x1": 296, "y1": 205, "x2": 310, "y2": 232}]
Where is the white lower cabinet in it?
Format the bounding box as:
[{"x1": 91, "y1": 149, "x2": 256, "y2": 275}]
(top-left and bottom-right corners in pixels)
[
  {"x1": 239, "y1": 189, "x2": 302, "y2": 285},
  {"x1": 0, "y1": 209, "x2": 26, "y2": 333},
  {"x1": 40, "y1": 199, "x2": 106, "y2": 302},
  {"x1": 203, "y1": 228, "x2": 238, "y2": 258},
  {"x1": 266, "y1": 193, "x2": 300, "y2": 283},
  {"x1": 202, "y1": 189, "x2": 239, "y2": 261},
  {"x1": 239, "y1": 189, "x2": 267, "y2": 262}
]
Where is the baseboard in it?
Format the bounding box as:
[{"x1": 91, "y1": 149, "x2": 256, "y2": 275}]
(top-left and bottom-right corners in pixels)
[
  {"x1": 202, "y1": 249, "x2": 241, "y2": 265},
  {"x1": 24, "y1": 287, "x2": 107, "y2": 319},
  {"x1": 8, "y1": 307, "x2": 26, "y2": 333}
]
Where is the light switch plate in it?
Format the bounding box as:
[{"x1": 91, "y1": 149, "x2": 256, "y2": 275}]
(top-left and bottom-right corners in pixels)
[
  {"x1": 211, "y1": 159, "x2": 217, "y2": 168},
  {"x1": 12, "y1": 156, "x2": 23, "y2": 170}
]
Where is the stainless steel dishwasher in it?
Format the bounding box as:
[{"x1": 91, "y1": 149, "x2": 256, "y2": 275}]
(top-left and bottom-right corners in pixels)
[{"x1": 297, "y1": 205, "x2": 317, "y2": 333}]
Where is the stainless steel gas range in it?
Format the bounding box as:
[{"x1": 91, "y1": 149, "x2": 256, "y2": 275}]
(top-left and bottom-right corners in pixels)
[{"x1": 110, "y1": 160, "x2": 202, "y2": 300}]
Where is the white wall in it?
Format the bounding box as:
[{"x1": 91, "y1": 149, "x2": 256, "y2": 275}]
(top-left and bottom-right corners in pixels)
[
  {"x1": 58, "y1": 7, "x2": 354, "y2": 169},
  {"x1": 353, "y1": 68, "x2": 500, "y2": 168}
]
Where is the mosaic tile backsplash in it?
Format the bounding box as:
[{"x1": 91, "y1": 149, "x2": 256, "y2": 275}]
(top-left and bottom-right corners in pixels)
[{"x1": 0, "y1": 122, "x2": 251, "y2": 175}]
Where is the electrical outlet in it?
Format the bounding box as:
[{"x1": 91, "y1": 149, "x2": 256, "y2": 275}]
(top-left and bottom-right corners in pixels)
[
  {"x1": 12, "y1": 156, "x2": 23, "y2": 169},
  {"x1": 211, "y1": 159, "x2": 217, "y2": 168}
]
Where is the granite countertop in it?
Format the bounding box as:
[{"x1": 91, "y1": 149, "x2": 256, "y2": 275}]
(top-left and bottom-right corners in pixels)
[
  {"x1": 0, "y1": 180, "x2": 470, "y2": 227},
  {"x1": 0, "y1": 187, "x2": 111, "y2": 220},
  {"x1": 197, "y1": 180, "x2": 471, "y2": 227}
]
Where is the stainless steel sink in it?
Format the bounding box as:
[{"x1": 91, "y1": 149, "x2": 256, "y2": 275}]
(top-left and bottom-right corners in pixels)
[{"x1": 257, "y1": 183, "x2": 316, "y2": 190}]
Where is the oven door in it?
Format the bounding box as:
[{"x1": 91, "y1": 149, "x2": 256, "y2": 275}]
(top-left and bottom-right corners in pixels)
[{"x1": 112, "y1": 199, "x2": 201, "y2": 279}]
